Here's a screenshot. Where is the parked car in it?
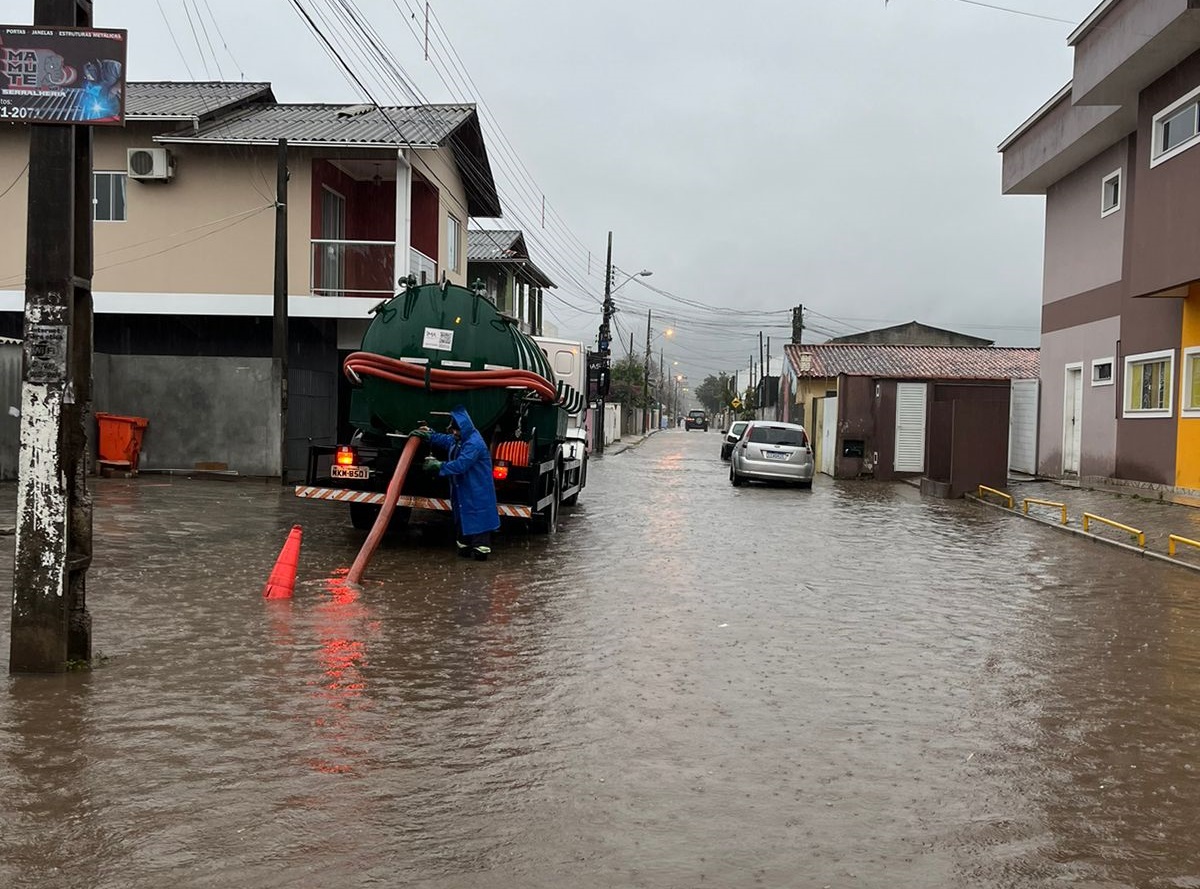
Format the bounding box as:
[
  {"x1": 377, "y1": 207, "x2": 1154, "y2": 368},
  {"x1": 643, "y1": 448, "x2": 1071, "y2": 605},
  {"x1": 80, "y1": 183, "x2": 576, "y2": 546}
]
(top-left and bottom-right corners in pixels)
[
  {"x1": 729, "y1": 421, "x2": 814, "y2": 489},
  {"x1": 685, "y1": 410, "x2": 709, "y2": 431},
  {"x1": 719, "y1": 420, "x2": 749, "y2": 460}
]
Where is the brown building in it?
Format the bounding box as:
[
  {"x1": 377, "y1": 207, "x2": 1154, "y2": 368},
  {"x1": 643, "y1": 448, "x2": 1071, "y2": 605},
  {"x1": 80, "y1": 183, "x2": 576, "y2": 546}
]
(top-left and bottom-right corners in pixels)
[
  {"x1": 0, "y1": 81, "x2": 501, "y2": 477},
  {"x1": 1000, "y1": 0, "x2": 1200, "y2": 492},
  {"x1": 828, "y1": 321, "x2": 993, "y2": 348},
  {"x1": 782, "y1": 343, "x2": 1040, "y2": 494}
]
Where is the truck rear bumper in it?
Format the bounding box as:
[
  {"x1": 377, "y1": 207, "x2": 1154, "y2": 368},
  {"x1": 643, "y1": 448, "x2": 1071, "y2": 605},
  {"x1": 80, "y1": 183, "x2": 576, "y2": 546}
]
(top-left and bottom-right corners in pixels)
[{"x1": 294, "y1": 485, "x2": 534, "y2": 519}]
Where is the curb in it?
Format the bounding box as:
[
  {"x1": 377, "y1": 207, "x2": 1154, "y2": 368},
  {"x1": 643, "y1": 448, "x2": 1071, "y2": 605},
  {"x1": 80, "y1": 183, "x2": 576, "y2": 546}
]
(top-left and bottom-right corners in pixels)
[
  {"x1": 965, "y1": 494, "x2": 1200, "y2": 575},
  {"x1": 596, "y1": 429, "x2": 659, "y2": 457}
]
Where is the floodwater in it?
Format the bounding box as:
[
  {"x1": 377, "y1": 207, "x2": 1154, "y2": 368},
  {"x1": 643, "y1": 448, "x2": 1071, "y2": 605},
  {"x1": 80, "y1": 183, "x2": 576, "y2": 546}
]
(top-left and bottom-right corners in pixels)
[{"x1": 2, "y1": 431, "x2": 1200, "y2": 888}]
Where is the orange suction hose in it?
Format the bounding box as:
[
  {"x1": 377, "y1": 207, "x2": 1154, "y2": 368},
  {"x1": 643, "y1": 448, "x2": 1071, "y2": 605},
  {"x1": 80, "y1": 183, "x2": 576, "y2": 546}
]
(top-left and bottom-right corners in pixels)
[{"x1": 346, "y1": 435, "x2": 421, "y2": 585}]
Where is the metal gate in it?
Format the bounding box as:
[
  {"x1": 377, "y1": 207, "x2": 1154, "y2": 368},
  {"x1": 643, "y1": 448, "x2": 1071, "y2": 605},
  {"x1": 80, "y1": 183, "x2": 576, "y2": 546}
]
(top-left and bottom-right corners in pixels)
[
  {"x1": 821, "y1": 396, "x2": 838, "y2": 477},
  {"x1": 285, "y1": 366, "x2": 337, "y2": 482},
  {"x1": 894, "y1": 382, "x2": 927, "y2": 473},
  {"x1": 1008, "y1": 379, "x2": 1039, "y2": 475}
]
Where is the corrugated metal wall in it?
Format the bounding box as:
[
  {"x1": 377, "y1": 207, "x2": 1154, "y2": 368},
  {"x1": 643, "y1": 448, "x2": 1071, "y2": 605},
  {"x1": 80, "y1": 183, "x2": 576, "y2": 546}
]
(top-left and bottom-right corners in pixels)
[{"x1": 0, "y1": 342, "x2": 22, "y2": 480}]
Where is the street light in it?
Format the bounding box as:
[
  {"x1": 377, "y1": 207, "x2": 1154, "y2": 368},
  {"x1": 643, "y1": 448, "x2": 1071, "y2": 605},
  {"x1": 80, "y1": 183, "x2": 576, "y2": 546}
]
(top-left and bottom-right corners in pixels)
[{"x1": 612, "y1": 269, "x2": 652, "y2": 294}]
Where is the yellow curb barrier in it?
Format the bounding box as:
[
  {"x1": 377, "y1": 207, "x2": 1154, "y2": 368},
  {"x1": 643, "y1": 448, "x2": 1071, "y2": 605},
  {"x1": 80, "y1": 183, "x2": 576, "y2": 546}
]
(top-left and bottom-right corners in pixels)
[
  {"x1": 1023, "y1": 498, "x2": 1068, "y2": 524},
  {"x1": 1169, "y1": 534, "x2": 1200, "y2": 557},
  {"x1": 1082, "y1": 512, "x2": 1146, "y2": 548},
  {"x1": 978, "y1": 485, "x2": 1013, "y2": 508}
]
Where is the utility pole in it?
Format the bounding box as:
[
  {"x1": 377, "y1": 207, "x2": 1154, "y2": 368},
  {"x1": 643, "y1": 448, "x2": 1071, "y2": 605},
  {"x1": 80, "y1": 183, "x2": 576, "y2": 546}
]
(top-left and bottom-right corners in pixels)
[
  {"x1": 593, "y1": 230, "x2": 614, "y2": 455},
  {"x1": 643, "y1": 309, "x2": 652, "y2": 434},
  {"x1": 12, "y1": 0, "x2": 98, "y2": 673},
  {"x1": 758, "y1": 332, "x2": 765, "y2": 421},
  {"x1": 274, "y1": 139, "x2": 288, "y2": 483},
  {"x1": 658, "y1": 348, "x2": 664, "y2": 427},
  {"x1": 766, "y1": 336, "x2": 772, "y2": 420},
  {"x1": 792, "y1": 304, "x2": 804, "y2": 344}
]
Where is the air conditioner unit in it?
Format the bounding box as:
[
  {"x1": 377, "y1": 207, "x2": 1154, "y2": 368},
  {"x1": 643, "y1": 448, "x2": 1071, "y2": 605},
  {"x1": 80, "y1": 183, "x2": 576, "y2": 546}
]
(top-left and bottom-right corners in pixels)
[{"x1": 127, "y1": 148, "x2": 174, "y2": 181}]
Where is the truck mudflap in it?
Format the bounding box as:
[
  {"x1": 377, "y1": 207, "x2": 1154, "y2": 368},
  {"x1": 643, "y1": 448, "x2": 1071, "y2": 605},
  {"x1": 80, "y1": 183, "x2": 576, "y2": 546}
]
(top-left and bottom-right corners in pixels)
[{"x1": 294, "y1": 485, "x2": 533, "y2": 519}]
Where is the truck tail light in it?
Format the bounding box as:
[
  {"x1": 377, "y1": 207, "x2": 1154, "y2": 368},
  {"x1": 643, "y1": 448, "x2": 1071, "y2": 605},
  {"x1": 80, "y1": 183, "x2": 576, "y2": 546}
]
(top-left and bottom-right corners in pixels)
[
  {"x1": 335, "y1": 446, "x2": 357, "y2": 467},
  {"x1": 493, "y1": 461, "x2": 510, "y2": 481}
]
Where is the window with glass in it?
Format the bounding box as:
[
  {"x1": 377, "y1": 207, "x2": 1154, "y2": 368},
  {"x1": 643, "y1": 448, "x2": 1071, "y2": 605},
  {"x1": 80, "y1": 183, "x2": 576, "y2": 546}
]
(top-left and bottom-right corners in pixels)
[
  {"x1": 1101, "y1": 170, "x2": 1120, "y2": 217},
  {"x1": 1091, "y1": 358, "x2": 1113, "y2": 386},
  {"x1": 1123, "y1": 350, "x2": 1174, "y2": 417},
  {"x1": 1152, "y1": 86, "x2": 1200, "y2": 166},
  {"x1": 92, "y1": 171, "x2": 127, "y2": 221},
  {"x1": 446, "y1": 214, "x2": 461, "y2": 272},
  {"x1": 1184, "y1": 348, "x2": 1200, "y2": 414}
]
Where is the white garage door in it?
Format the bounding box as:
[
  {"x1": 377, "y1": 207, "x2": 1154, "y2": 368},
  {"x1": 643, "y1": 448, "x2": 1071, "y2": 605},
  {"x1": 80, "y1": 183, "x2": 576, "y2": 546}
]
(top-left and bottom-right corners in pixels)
[
  {"x1": 894, "y1": 382, "x2": 927, "y2": 473},
  {"x1": 1009, "y1": 379, "x2": 1039, "y2": 475}
]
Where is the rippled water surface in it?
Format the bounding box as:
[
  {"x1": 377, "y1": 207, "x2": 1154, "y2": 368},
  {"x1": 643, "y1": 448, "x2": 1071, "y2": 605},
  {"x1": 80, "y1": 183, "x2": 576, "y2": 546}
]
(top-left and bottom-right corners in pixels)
[{"x1": 3, "y1": 431, "x2": 1200, "y2": 888}]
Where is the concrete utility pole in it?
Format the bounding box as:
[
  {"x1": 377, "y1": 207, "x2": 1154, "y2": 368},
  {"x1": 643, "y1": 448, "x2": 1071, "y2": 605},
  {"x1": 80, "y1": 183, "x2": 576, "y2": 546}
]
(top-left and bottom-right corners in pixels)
[
  {"x1": 11, "y1": 0, "x2": 96, "y2": 673},
  {"x1": 274, "y1": 139, "x2": 289, "y2": 483},
  {"x1": 643, "y1": 309, "x2": 652, "y2": 434},
  {"x1": 792, "y1": 304, "x2": 804, "y2": 344},
  {"x1": 592, "y1": 231, "x2": 614, "y2": 455}
]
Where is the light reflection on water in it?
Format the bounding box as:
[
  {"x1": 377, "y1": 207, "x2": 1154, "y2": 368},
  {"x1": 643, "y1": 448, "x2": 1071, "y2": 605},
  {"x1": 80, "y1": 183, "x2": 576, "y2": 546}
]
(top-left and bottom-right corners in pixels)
[{"x1": 0, "y1": 438, "x2": 1199, "y2": 887}]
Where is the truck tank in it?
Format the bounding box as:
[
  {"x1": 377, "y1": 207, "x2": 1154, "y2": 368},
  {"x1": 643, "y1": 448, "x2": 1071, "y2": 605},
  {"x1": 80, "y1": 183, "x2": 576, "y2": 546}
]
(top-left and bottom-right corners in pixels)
[{"x1": 348, "y1": 282, "x2": 566, "y2": 442}]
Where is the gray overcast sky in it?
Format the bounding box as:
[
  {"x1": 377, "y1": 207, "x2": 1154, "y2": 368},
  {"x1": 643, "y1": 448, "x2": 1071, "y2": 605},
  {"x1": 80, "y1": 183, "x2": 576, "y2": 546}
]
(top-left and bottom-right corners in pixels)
[{"x1": 35, "y1": 0, "x2": 1100, "y2": 379}]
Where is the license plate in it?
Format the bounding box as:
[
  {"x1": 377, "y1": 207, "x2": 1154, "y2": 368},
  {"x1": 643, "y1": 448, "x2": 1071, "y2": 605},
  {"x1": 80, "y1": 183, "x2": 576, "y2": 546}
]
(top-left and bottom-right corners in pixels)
[
  {"x1": 763, "y1": 451, "x2": 789, "y2": 461},
  {"x1": 331, "y1": 465, "x2": 370, "y2": 480}
]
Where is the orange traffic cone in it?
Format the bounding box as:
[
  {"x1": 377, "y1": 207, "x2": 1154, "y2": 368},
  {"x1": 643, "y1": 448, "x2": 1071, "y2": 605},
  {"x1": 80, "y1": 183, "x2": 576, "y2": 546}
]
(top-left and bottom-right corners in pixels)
[{"x1": 263, "y1": 525, "x2": 302, "y2": 599}]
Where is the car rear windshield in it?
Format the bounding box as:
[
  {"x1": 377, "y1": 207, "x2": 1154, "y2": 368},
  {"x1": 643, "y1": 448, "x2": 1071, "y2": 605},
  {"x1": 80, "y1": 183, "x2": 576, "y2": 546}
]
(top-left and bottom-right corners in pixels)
[
  {"x1": 748, "y1": 426, "x2": 807, "y2": 447},
  {"x1": 688, "y1": 411, "x2": 706, "y2": 418}
]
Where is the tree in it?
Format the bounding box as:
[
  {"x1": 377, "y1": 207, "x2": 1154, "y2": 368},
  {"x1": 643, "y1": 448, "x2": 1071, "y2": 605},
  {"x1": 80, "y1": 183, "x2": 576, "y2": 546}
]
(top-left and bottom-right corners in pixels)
[
  {"x1": 609, "y1": 356, "x2": 648, "y2": 409},
  {"x1": 694, "y1": 373, "x2": 734, "y2": 416}
]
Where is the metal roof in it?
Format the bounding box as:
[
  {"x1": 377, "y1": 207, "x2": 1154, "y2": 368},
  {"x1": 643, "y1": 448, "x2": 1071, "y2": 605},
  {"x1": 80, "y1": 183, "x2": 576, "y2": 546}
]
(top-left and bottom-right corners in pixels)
[
  {"x1": 126, "y1": 81, "x2": 273, "y2": 120},
  {"x1": 467, "y1": 230, "x2": 522, "y2": 261},
  {"x1": 467, "y1": 229, "x2": 556, "y2": 288},
  {"x1": 155, "y1": 102, "x2": 477, "y2": 148},
  {"x1": 784, "y1": 343, "x2": 1040, "y2": 381}
]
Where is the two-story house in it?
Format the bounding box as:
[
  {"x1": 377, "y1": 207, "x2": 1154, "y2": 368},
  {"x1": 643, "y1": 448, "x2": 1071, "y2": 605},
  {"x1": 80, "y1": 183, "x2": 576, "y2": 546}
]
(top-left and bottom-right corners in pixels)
[
  {"x1": 466, "y1": 228, "x2": 555, "y2": 337},
  {"x1": 1001, "y1": 0, "x2": 1200, "y2": 491},
  {"x1": 0, "y1": 80, "x2": 500, "y2": 477}
]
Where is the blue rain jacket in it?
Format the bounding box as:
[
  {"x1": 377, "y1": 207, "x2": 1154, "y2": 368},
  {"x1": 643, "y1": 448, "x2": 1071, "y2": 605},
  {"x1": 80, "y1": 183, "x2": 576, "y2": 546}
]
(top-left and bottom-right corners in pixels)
[{"x1": 427, "y1": 405, "x2": 500, "y2": 537}]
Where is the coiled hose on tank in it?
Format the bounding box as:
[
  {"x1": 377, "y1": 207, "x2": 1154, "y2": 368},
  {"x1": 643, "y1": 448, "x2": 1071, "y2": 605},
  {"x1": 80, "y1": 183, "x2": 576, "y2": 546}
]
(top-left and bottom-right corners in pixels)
[{"x1": 342, "y1": 352, "x2": 562, "y2": 584}]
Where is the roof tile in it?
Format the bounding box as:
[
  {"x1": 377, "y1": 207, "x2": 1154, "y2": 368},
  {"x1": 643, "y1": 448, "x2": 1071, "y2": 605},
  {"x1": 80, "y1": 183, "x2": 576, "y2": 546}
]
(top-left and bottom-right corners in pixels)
[{"x1": 784, "y1": 343, "x2": 1039, "y2": 381}]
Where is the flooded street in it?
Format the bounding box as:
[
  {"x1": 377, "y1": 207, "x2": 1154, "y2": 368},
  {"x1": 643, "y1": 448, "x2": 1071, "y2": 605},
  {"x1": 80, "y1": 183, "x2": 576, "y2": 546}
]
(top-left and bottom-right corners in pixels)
[{"x1": 3, "y1": 429, "x2": 1200, "y2": 888}]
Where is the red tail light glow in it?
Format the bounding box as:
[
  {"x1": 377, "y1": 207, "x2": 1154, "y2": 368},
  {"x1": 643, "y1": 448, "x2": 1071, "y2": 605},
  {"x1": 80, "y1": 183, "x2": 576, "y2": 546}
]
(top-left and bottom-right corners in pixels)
[
  {"x1": 493, "y1": 461, "x2": 510, "y2": 481},
  {"x1": 335, "y1": 446, "x2": 356, "y2": 467}
]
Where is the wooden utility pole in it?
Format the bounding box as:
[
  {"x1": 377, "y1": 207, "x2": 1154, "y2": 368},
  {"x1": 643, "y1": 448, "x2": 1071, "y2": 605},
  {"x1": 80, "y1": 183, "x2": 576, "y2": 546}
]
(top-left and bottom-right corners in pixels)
[
  {"x1": 273, "y1": 139, "x2": 289, "y2": 483},
  {"x1": 11, "y1": 0, "x2": 96, "y2": 673}
]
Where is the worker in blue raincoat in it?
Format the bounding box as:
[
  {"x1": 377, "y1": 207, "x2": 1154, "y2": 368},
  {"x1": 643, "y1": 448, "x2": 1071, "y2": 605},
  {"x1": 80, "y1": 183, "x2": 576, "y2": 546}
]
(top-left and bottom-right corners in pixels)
[{"x1": 413, "y1": 405, "x2": 500, "y2": 560}]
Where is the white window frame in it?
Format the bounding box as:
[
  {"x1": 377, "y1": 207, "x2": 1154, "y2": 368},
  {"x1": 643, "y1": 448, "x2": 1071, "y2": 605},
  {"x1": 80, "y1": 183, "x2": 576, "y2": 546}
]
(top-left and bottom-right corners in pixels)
[
  {"x1": 1182, "y1": 346, "x2": 1200, "y2": 418},
  {"x1": 1091, "y1": 356, "x2": 1114, "y2": 387},
  {"x1": 92, "y1": 170, "x2": 127, "y2": 222},
  {"x1": 1150, "y1": 84, "x2": 1200, "y2": 168},
  {"x1": 1122, "y1": 348, "x2": 1175, "y2": 419},
  {"x1": 1100, "y1": 169, "x2": 1121, "y2": 217},
  {"x1": 446, "y1": 213, "x2": 461, "y2": 273}
]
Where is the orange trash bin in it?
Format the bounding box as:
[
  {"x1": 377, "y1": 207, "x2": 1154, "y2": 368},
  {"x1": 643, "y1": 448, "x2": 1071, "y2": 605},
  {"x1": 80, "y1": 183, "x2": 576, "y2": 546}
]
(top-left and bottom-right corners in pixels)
[{"x1": 95, "y1": 413, "x2": 149, "y2": 473}]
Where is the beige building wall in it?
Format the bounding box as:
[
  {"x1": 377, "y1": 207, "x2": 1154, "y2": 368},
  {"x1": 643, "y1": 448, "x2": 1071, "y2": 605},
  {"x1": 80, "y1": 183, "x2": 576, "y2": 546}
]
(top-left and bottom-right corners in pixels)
[
  {"x1": 0, "y1": 124, "x2": 473, "y2": 298},
  {"x1": 412, "y1": 146, "x2": 469, "y2": 286}
]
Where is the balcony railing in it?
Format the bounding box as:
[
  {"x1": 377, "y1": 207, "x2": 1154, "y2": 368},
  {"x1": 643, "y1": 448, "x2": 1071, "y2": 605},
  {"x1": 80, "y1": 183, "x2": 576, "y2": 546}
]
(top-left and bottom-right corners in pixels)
[
  {"x1": 410, "y1": 247, "x2": 437, "y2": 285},
  {"x1": 311, "y1": 239, "x2": 395, "y2": 297}
]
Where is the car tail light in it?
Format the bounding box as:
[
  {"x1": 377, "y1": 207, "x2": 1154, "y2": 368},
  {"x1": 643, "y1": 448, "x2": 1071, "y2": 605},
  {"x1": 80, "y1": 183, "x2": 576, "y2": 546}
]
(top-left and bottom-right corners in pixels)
[
  {"x1": 335, "y1": 445, "x2": 357, "y2": 467},
  {"x1": 493, "y1": 461, "x2": 510, "y2": 481}
]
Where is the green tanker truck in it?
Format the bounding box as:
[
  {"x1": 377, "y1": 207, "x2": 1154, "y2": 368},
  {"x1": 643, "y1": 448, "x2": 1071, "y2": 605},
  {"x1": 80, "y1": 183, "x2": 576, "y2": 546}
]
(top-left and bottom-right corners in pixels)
[{"x1": 296, "y1": 280, "x2": 587, "y2": 534}]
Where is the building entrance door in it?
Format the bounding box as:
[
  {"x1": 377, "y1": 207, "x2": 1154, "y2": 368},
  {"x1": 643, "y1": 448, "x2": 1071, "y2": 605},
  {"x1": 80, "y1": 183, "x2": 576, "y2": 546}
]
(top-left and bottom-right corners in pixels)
[{"x1": 1063, "y1": 365, "x2": 1083, "y2": 475}]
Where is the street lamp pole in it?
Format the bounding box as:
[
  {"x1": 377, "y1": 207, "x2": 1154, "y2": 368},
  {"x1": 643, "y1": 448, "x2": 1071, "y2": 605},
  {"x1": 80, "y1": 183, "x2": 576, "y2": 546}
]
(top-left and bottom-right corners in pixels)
[{"x1": 643, "y1": 308, "x2": 652, "y2": 434}]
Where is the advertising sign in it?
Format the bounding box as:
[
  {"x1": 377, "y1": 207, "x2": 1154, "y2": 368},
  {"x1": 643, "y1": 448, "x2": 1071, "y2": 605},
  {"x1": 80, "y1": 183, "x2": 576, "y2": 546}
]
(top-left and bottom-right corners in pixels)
[{"x1": 0, "y1": 24, "x2": 127, "y2": 125}]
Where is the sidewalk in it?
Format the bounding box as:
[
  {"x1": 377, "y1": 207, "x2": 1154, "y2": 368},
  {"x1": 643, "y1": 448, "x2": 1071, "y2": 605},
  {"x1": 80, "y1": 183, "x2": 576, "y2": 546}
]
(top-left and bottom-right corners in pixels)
[
  {"x1": 597, "y1": 428, "x2": 660, "y2": 456},
  {"x1": 969, "y1": 476, "x2": 1200, "y2": 573}
]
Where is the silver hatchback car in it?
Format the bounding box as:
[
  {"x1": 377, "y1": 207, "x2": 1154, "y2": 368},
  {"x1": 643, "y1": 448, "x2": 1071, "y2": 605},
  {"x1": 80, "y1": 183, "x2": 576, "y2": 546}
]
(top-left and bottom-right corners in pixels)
[{"x1": 729, "y1": 421, "x2": 815, "y2": 489}]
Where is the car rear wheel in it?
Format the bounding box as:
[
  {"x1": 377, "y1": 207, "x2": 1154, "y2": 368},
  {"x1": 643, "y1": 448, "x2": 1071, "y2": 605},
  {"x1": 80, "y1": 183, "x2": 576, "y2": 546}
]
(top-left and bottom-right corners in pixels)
[
  {"x1": 797, "y1": 480, "x2": 813, "y2": 490},
  {"x1": 730, "y1": 467, "x2": 744, "y2": 487}
]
